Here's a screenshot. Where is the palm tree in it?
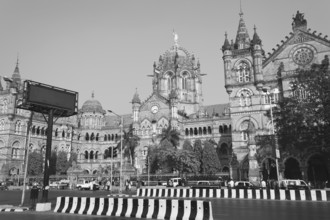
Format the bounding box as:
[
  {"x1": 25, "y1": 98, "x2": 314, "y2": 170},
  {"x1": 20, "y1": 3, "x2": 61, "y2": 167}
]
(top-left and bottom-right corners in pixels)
[
  {"x1": 116, "y1": 124, "x2": 140, "y2": 165},
  {"x1": 158, "y1": 124, "x2": 180, "y2": 148}
]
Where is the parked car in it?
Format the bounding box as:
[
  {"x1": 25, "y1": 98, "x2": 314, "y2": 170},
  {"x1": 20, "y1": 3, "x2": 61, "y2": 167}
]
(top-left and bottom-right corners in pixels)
[
  {"x1": 76, "y1": 179, "x2": 100, "y2": 190},
  {"x1": 234, "y1": 181, "x2": 260, "y2": 189},
  {"x1": 167, "y1": 178, "x2": 183, "y2": 187},
  {"x1": 279, "y1": 179, "x2": 310, "y2": 190},
  {"x1": 191, "y1": 181, "x2": 220, "y2": 189}
]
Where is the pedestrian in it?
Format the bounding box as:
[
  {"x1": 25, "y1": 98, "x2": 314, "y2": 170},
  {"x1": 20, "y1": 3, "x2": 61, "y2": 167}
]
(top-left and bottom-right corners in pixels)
[
  {"x1": 106, "y1": 179, "x2": 111, "y2": 191},
  {"x1": 228, "y1": 179, "x2": 234, "y2": 188},
  {"x1": 261, "y1": 180, "x2": 266, "y2": 188},
  {"x1": 30, "y1": 182, "x2": 39, "y2": 210},
  {"x1": 125, "y1": 180, "x2": 129, "y2": 191},
  {"x1": 128, "y1": 180, "x2": 132, "y2": 191}
]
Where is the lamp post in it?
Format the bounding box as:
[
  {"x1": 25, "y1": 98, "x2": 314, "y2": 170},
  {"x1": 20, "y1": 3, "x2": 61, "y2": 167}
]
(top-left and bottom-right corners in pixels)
[
  {"x1": 263, "y1": 87, "x2": 280, "y2": 182},
  {"x1": 107, "y1": 110, "x2": 123, "y2": 193}
]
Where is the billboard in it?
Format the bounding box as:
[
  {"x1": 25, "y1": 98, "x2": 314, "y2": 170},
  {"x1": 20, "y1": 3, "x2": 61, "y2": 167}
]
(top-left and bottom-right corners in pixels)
[{"x1": 19, "y1": 80, "x2": 78, "y2": 117}]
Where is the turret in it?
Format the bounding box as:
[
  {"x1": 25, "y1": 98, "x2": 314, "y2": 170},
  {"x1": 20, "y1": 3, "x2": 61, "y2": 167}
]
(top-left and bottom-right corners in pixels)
[
  {"x1": 251, "y1": 25, "x2": 264, "y2": 90},
  {"x1": 222, "y1": 32, "x2": 234, "y2": 94},
  {"x1": 234, "y1": 10, "x2": 250, "y2": 50},
  {"x1": 131, "y1": 89, "x2": 141, "y2": 131}
]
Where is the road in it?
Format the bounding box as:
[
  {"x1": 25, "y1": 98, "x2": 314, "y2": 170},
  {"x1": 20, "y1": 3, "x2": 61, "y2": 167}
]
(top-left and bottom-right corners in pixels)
[{"x1": 1, "y1": 189, "x2": 330, "y2": 220}]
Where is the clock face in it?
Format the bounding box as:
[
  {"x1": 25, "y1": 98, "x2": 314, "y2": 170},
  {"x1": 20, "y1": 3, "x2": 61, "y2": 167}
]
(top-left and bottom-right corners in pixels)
[{"x1": 151, "y1": 105, "x2": 159, "y2": 114}]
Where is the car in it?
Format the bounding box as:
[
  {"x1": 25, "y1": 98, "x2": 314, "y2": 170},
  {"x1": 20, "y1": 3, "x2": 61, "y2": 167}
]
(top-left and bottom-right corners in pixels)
[
  {"x1": 234, "y1": 181, "x2": 260, "y2": 189},
  {"x1": 76, "y1": 179, "x2": 100, "y2": 190},
  {"x1": 191, "y1": 181, "x2": 220, "y2": 189},
  {"x1": 167, "y1": 178, "x2": 183, "y2": 187},
  {"x1": 279, "y1": 179, "x2": 310, "y2": 190}
]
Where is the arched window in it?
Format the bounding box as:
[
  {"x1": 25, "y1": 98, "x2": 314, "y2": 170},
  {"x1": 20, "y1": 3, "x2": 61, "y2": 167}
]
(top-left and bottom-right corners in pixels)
[
  {"x1": 55, "y1": 128, "x2": 58, "y2": 137},
  {"x1": 111, "y1": 134, "x2": 114, "y2": 141},
  {"x1": 185, "y1": 128, "x2": 189, "y2": 136},
  {"x1": 194, "y1": 128, "x2": 198, "y2": 135},
  {"x1": 32, "y1": 126, "x2": 36, "y2": 135},
  {"x1": 90, "y1": 133, "x2": 95, "y2": 141},
  {"x1": 203, "y1": 127, "x2": 207, "y2": 135},
  {"x1": 240, "y1": 120, "x2": 254, "y2": 141},
  {"x1": 12, "y1": 141, "x2": 20, "y2": 159},
  {"x1": 108, "y1": 134, "x2": 110, "y2": 141},
  {"x1": 104, "y1": 134, "x2": 107, "y2": 141},
  {"x1": 182, "y1": 71, "x2": 189, "y2": 90},
  {"x1": 208, "y1": 126, "x2": 212, "y2": 134},
  {"x1": 15, "y1": 121, "x2": 22, "y2": 134},
  {"x1": 190, "y1": 128, "x2": 193, "y2": 136},
  {"x1": 90, "y1": 151, "x2": 94, "y2": 160},
  {"x1": 95, "y1": 151, "x2": 98, "y2": 159},
  {"x1": 84, "y1": 151, "x2": 88, "y2": 159},
  {"x1": 219, "y1": 126, "x2": 223, "y2": 134},
  {"x1": 36, "y1": 127, "x2": 40, "y2": 135},
  {"x1": 96, "y1": 133, "x2": 99, "y2": 141},
  {"x1": 41, "y1": 127, "x2": 45, "y2": 136},
  {"x1": 198, "y1": 127, "x2": 202, "y2": 135},
  {"x1": 239, "y1": 89, "x2": 252, "y2": 107},
  {"x1": 85, "y1": 133, "x2": 89, "y2": 141},
  {"x1": 224, "y1": 125, "x2": 228, "y2": 133},
  {"x1": 236, "y1": 61, "x2": 250, "y2": 82}
]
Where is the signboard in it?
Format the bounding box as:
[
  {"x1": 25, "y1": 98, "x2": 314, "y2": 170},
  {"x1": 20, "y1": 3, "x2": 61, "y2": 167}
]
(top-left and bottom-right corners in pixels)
[{"x1": 18, "y1": 80, "x2": 78, "y2": 117}]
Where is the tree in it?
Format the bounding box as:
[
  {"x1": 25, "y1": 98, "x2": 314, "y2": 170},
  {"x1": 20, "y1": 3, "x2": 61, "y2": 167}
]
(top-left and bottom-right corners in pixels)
[
  {"x1": 193, "y1": 139, "x2": 203, "y2": 173},
  {"x1": 201, "y1": 140, "x2": 221, "y2": 174},
  {"x1": 274, "y1": 58, "x2": 330, "y2": 151},
  {"x1": 182, "y1": 139, "x2": 193, "y2": 151},
  {"x1": 56, "y1": 151, "x2": 69, "y2": 175},
  {"x1": 28, "y1": 150, "x2": 43, "y2": 176},
  {"x1": 158, "y1": 124, "x2": 180, "y2": 148},
  {"x1": 117, "y1": 124, "x2": 140, "y2": 165}
]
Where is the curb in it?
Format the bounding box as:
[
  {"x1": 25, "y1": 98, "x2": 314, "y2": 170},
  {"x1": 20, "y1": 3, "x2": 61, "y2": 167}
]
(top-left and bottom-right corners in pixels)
[{"x1": 0, "y1": 206, "x2": 29, "y2": 212}]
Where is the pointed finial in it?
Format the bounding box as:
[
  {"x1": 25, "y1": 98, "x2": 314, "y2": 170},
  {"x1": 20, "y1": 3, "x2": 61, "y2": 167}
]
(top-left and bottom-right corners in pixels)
[
  {"x1": 254, "y1": 25, "x2": 257, "y2": 33},
  {"x1": 239, "y1": 0, "x2": 243, "y2": 17},
  {"x1": 91, "y1": 91, "x2": 94, "y2": 98},
  {"x1": 225, "y1": 32, "x2": 228, "y2": 39},
  {"x1": 173, "y1": 29, "x2": 179, "y2": 48}
]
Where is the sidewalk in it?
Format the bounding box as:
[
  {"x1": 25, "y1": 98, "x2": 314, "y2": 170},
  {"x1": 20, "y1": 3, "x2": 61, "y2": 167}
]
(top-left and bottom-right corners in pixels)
[{"x1": 0, "y1": 204, "x2": 29, "y2": 212}]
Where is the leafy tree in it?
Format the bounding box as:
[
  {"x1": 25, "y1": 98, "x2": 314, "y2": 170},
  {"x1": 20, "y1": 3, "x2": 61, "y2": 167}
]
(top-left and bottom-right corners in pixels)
[
  {"x1": 182, "y1": 139, "x2": 193, "y2": 151},
  {"x1": 193, "y1": 139, "x2": 203, "y2": 173},
  {"x1": 201, "y1": 141, "x2": 221, "y2": 174},
  {"x1": 28, "y1": 150, "x2": 43, "y2": 176},
  {"x1": 117, "y1": 124, "x2": 140, "y2": 165},
  {"x1": 158, "y1": 124, "x2": 180, "y2": 148},
  {"x1": 178, "y1": 145, "x2": 200, "y2": 174},
  {"x1": 56, "y1": 151, "x2": 69, "y2": 174},
  {"x1": 274, "y1": 58, "x2": 330, "y2": 152}
]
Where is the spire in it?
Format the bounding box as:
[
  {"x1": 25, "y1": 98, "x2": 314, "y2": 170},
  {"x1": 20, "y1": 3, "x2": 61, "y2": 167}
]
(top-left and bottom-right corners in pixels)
[
  {"x1": 222, "y1": 32, "x2": 231, "y2": 51},
  {"x1": 14, "y1": 56, "x2": 19, "y2": 74},
  {"x1": 132, "y1": 88, "x2": 141, "y2": 104},
  {"x1": 234, "y1": 3, "x2": 250, "y2": 50},
  {"x1": 251, "y1": 25, "x2": 262, "y2": 46},
  {"x1": 91, "y1": 91, "x2": 94, "y2": 99}
]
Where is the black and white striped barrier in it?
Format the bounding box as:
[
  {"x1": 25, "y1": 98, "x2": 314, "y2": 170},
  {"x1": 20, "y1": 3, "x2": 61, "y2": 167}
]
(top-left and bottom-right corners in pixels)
[
  {"x1": 137, "y1": 188, "x2": 330, "y2": 202},
  {"x1": 0, "y1": 207, "x2": 29, "y2": 212},
  {"x1": 54, "y1": 196, "x2": 213, "y2": 220}
]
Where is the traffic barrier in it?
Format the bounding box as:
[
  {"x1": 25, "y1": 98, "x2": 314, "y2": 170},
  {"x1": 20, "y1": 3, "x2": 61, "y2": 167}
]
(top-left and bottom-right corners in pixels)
[
  {"x1": 137, "y1": 188, "x2": 330, "y2": 202},
  {"x1": 54, "y1": 196, "x2": 214, "y2": 220}
]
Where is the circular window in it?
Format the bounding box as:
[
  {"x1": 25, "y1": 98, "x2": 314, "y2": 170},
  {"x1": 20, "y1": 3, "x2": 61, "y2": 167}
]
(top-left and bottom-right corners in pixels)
[{"x1": 292, "y1": 47, "x2": 314, "y2": 65}]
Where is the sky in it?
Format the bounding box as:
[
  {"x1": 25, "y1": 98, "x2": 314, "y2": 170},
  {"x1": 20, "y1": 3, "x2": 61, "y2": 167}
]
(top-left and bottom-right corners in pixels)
[{"x1": 1, "y1": 0, "x2": 329, "y2": 115}]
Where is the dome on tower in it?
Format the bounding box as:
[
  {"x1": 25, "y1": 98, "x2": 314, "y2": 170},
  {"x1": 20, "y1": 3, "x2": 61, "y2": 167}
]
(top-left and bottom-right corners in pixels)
[{"x1": 81, "y1": 93, "x2": 105, "y2": 114}]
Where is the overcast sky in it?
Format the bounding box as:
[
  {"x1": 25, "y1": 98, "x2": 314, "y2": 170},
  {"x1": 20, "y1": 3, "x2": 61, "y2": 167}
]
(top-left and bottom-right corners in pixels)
[{"x1": 1, "y1": 0, "x2": 329, "y2": 115}]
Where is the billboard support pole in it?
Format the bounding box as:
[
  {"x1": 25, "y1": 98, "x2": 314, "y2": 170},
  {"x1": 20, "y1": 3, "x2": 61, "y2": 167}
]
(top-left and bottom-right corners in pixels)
[{"x1": 42, "y1": 109, "x2": 54, "y2": 202}]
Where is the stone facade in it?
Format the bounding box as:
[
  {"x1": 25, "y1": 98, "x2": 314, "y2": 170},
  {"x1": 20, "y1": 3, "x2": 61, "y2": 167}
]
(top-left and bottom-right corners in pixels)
[{"x1": 222, "y1": 10, "x2": 330, "y2": 183}]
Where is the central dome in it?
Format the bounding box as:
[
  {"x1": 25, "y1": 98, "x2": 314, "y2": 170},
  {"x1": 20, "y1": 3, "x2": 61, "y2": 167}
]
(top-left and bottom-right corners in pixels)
[{"x1": 81, "y1": 96, "x2": 105, "y2": 114}]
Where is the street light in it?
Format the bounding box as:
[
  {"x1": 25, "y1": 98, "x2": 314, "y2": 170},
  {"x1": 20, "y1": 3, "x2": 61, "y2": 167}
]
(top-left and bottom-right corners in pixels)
[
  {"x1": 263, "y1": 87, "x2": 280, "y2": 182},
  {"x1": 107, "y1": 110, "x2": 123, "y2": 193}
]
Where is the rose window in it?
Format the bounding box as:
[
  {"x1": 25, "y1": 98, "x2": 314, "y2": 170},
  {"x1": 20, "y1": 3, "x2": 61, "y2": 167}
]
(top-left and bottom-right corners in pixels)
[{"x1": 292, "y1": 47, "x2": 314, "y2": 65}]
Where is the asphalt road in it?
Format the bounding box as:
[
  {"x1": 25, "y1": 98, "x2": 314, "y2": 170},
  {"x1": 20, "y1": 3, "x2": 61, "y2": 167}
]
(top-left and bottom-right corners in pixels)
[{"x1": 1, "y1": 189, "x2": 330, "y2": 220}]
